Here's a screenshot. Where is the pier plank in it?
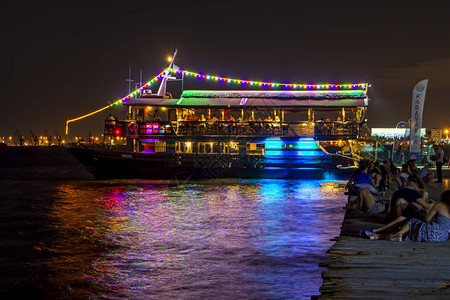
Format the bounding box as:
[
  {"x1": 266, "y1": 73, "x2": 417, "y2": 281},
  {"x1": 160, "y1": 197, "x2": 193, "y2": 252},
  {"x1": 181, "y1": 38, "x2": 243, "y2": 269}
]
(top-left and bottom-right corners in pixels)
[{"x1": 317, "y1": 183, "x2": 450, "y2": 298}]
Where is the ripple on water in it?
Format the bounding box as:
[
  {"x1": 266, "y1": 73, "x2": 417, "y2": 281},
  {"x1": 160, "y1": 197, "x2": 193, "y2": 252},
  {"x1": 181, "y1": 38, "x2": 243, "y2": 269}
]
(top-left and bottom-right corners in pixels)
[{"x1": 0, "y1": 179, "x2": 347, "y2": 299}]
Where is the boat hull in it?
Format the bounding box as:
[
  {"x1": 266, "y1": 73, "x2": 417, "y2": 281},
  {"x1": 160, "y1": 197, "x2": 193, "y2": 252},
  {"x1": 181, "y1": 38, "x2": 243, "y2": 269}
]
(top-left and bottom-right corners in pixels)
[{"x1": 68, "y1": 147, "x2": 355, "y2": 180}]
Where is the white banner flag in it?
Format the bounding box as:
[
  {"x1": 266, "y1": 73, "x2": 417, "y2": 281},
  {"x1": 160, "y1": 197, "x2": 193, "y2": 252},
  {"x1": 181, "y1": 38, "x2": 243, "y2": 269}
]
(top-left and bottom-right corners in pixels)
[{"x1": 409, "y1": 79, "x2": 429, "y2": 159}]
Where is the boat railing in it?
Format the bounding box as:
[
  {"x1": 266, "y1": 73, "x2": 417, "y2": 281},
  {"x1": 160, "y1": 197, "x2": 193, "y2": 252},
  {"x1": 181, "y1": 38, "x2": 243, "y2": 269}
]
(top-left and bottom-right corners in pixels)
[
  {"x1": 175, "y1": 120, "x2": 358, "y2": 138},
  {"x1": 105, "y1": 119, "x2": 358, "y2": 139},
  {"x1": 314, "y1": 121, "x2": 358, "y2": 138},
  {"x1": 176, "y1": 120, "x2": 286, "y2": 136}
]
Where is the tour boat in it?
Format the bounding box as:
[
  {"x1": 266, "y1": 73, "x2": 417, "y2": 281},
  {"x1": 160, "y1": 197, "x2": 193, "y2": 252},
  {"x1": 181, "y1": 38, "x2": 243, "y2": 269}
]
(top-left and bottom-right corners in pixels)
[{"x1": 68, "y1": 54, "x2": 369, "y2": 180}]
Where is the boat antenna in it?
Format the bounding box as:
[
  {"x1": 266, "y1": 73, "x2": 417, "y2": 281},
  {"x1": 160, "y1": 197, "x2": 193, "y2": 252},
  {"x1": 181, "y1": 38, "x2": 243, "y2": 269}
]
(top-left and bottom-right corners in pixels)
[
  {"x1": 157, "y1": 49, "x2": 178, "y2": 96},
  {"x1": 126, "y1": 64, "x2": 134, "y2": 94}
]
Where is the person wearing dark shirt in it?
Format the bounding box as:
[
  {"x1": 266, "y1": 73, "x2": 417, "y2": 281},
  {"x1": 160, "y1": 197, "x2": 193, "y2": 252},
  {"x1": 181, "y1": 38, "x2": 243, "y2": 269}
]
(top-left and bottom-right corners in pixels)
[
  {"x1": 360, "y1": 174, "x2": 433, "y2": 239},
  {"x1": 388, "y1": 187, "x2": 423, "y2": 220},
  {"x1": 433, "y1": 144, "x2": 445, "y2": 183},
  {"x1": 346, "y1": 159, "x2": 375, "y2": 195}
]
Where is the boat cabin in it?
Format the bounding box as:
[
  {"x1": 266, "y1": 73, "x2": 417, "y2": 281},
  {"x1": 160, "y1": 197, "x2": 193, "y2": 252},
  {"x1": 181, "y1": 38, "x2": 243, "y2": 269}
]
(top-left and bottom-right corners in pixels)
[{"x1": 105, "y1": 88, "x2": 367, "y2": 151}]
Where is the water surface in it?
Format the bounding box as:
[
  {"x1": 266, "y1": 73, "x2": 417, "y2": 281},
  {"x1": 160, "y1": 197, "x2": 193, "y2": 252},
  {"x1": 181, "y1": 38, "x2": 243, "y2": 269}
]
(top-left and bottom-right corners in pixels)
[{"x1": 0, "y1": 179, "x2": 346, "y2": 299}]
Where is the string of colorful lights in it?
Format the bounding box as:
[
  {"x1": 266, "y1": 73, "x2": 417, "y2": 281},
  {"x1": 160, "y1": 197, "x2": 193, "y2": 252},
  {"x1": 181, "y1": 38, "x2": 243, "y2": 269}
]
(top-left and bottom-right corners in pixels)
[
  {"x1": 120, "y1": 68, "x2": 369, "y2": 104},
  {"x1": 168, "y1": 68, "x2": 368, "y2": 91},
  {"x1": 66, "y1": 67, "x2": 369, "y2": 135},
  {"x1": 65, "y1": 70, "x2": 166, "y2": 134}
]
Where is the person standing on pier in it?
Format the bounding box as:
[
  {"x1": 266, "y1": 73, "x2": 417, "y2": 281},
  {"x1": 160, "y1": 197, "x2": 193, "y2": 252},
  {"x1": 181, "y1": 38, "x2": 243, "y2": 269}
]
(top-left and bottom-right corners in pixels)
[
  {"x1": 428, "y1": 143, "x2": 435, "y2": 165},
  {"x1": 433, "y1": 144, "x2": 444, "y2": 183}
]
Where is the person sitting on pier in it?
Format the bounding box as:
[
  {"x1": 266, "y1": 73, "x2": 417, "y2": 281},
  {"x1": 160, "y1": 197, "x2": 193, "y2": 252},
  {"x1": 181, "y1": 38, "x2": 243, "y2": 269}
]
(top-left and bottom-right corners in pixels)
[
  {"x1": 346, "y1": 159, "x2": 368, "y2": 196},
  {"x1": 419, "y1": 163, "x2": 435, "y2": 184},
  {"x1": 406, "y1": 158, "x2": 418, "y2": 173},
  {"x1": 388, "y1": 190, "x2": 450, "y2": 242},
  {"x1": 385, "y1": 174, "x2": 432, "y2": 221},
  {"x1": 392, "y1": 163, "x2": 411, "y2": 189},
  {"x1": 369, "y1": 161, "x2": 384, "y2": 192},
  {"x1": 379, "y1": 161, "x2": 390, "y2": 190},
  {"x1": 360, "y1": 174, "x2": 433, "y2": 238},
  {"x1": 389, "y1": 158, "x2": 399, "y2": 174},
  {"x1": 382, "y1": 160, "x2": 393, "y2": 188},
  {"x1": 407, "y1": 159, "x2": 426, "y2": 188},
  {"x1": 347, "y1": 160, "x2": 387, "y2": 214},
  {"x1": 363, "y1": 190, "x2": 450, "y2": 242}
]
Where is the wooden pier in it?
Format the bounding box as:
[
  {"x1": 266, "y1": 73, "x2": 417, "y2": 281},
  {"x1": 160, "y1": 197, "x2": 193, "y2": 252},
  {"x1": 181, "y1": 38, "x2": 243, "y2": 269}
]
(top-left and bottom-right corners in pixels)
[{"x1": 317, "y1": 182, "x2": 450, "y2": 299}]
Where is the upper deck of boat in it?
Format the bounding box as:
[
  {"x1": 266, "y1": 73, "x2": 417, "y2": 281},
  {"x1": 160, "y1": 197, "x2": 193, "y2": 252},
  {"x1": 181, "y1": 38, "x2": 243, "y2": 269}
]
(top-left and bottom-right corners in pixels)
[
  {"x1": 123, "y1": 89, "x2": 369, "y2": 109},
  {"x1": 106, "y1": 89, "x2": 368, "y2": 140}
]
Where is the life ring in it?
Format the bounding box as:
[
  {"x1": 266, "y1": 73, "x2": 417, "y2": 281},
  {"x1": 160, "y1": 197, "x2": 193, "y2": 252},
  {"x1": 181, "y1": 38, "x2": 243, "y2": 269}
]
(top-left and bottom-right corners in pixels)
[{"x1": 128, "y1": 122, "x2": 138, "y2": 132}]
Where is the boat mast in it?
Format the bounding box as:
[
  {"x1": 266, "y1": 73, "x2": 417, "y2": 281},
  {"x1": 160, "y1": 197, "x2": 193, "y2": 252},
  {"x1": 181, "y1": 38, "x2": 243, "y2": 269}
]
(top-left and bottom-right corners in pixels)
[{"x1": 157, "y1": 49, "x2": 178, "y2": 96}]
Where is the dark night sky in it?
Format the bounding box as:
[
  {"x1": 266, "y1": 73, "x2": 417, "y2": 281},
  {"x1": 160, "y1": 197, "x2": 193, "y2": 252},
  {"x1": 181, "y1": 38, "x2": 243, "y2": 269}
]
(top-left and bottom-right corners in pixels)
[{"x1": 1, "y1": 0, "x2": 450, "y2": 139}]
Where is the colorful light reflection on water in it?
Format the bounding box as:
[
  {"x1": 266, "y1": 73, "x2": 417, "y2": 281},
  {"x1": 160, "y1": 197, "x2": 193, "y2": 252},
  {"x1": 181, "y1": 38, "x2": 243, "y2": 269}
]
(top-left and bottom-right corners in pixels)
[{"x1": 38, "y1": 179, "x2": 346, "y2": 299}]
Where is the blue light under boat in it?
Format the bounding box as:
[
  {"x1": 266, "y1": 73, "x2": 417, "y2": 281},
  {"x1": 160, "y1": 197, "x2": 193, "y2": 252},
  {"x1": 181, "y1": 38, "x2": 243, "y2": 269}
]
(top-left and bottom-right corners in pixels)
[
  {"x1": 266, "y1": 150, "x2": 319, "y2": 156},
  {"x1": 264, "y1": 138, "x2": 320, "y2": 153}
]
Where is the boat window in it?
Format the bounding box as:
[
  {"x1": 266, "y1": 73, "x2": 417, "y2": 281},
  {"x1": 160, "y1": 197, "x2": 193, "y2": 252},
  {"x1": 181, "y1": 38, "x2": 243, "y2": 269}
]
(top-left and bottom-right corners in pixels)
[
  {"x1": 175, "y1": 142, "x2": 192, "y2": 153},
  {"x1": 288, "y1": 123, "x2": 315, "y2": 137},
  {"x1": 135, "y1": 108, "x2": 144, "y2": 122},
  {"x1": 198, "y1": 142, "x2": 211, "y2": 154},
  {"x1": 283, "y1": 111, "x2": 308, "y2": 122},
  {"x1": 184, "y1": 142, "x2": 193, "y2": 153},
  {"x1": 155, "y1": 142, "x2": 166, "y2": 152},
  {"x1": 246, "y1": 143, "x2": 265, "y2": 155},
  {"x1": 198, "y1": 142, "x2": 221, "y2": 154},
  {"x1": 228, "y1": 142, "x2": 239, "y2": 155}
]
